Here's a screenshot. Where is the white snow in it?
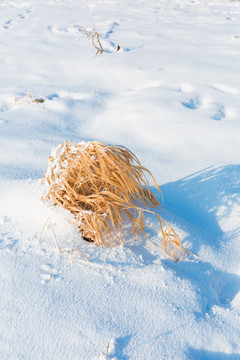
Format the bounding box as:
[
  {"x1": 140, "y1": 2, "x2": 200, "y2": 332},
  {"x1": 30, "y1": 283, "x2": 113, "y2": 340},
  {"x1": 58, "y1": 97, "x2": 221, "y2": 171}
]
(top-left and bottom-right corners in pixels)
[{"x1": 1, "y1": 0, "x2": 240, "y2": 359}]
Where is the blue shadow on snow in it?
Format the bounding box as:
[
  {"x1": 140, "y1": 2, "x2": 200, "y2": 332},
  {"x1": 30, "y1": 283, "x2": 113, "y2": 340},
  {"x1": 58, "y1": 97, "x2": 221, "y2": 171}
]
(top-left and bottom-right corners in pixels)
[
  {"x1": 188, "y1": 348, "x2": 240, "y2": 360},
  {"x1": 154, "y1": 165, "x2": 240, "y2": 312},
  {"x1": 159, "y1": 165, "x2": 240, "y2": 251}
]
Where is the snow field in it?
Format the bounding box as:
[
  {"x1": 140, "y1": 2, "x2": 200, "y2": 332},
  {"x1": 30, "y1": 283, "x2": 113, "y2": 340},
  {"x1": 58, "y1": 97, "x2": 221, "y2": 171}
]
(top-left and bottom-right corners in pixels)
[{"x1": 1, "y1": 0, "x2": 240, "y2": 359}]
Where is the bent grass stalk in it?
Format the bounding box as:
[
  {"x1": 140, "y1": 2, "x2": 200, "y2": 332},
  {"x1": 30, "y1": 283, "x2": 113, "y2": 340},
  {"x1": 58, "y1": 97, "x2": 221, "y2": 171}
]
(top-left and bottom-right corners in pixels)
[{"x1": 74, "y1": 26, "x2": 103, "y2": 55}]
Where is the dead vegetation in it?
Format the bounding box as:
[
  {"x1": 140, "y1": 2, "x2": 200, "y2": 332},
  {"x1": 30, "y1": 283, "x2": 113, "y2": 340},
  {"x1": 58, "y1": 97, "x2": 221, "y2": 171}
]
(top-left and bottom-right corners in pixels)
[
  {"x1": 74, "y1": 25, "x2": 121, "y2": 55},
  {"x1": 74, "y1": 26, "x2": 104, "y2": 55},
  {"x1": 86, "y1": 28, "x2": 103, "y2": 55},
  {"x1": 15, "y1": 94, "x2": 46, "y2": 104},
  {"x1": 42, "y1": 141, "x2": 188, "y2": 261},
  {"x1": 105, "y1": 340, "x2": 118, "y2": 359}
]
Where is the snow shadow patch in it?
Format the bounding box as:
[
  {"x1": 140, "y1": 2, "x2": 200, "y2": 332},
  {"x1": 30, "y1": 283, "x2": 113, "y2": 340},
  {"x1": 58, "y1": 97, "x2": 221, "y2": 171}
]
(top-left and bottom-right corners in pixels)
[
  {"x1": 114, "y1": 335, "x2": 131, "y2": 360},
  {"x1": 163, "y1": 259, "x2": 240, "y2": 313},
  {"x1": 159, "y1": 165, "x2": 240, "y2": 315},
  {"x1": 0, "y1": 164, "x2": 41, "y2": 180},
  {"x1": 181, "y1": 96, "x2": 200, "y2": 110},
  {"x1": 78, "y1": 236, "x2": 159, "y2": 270},
  {"x1": 160, "y1": 165, "x2": 240, "y2": 251},
  {"x1": 212, "y1": 106, "x2": 225, "y2": 121},
  {"x1": 188, "y1": 348, "x2": 240, "y2": 360},
  {"x1": 124, "y1": 242, "x2": 158, "y2": 266}
]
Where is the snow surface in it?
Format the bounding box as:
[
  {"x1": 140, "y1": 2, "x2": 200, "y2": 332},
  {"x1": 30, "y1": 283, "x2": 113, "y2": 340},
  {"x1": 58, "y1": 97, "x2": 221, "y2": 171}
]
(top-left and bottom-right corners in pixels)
[{"x1": 1, "y1": 0, "x2": 240, "y2": 359}]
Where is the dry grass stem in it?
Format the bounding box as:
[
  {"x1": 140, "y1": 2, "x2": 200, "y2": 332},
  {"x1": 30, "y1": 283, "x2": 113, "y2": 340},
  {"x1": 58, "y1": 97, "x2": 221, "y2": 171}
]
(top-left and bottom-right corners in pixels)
[
  {"x1": 74, "y1": 26, "x2": 103, "y2": 55},
  {"x1": 39, "y1": 218, "x2": 60, "y2": 253},
  {"x1": 39, "y1": 218, "x2": 90, "y2": 262},
  {"x1": 106, "y1": 342, "x2": 110, "y2": 360},
  {"x1": 42, "y1": 141, "x2": 188, "y2": 261},
  {"x1": 105, "y1": 340, "x2": 117, "y2": 359},
  {"x1": 91, "y1": 30, "x2": 103, "y2": 55},
  {"x1": 70, "y1": 248, "x2": 91, "y2": 263}
]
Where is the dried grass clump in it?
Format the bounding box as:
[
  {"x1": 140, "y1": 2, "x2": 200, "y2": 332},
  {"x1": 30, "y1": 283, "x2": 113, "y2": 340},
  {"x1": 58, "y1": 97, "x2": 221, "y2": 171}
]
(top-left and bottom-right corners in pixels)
[{"x1": 42, "y1": 141, "x2": 187, "y2": 261}]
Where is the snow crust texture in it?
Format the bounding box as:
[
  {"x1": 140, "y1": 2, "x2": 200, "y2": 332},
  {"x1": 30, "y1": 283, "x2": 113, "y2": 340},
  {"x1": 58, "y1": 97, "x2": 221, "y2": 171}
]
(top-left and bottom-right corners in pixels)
[{"x1": 1, "y1": 0, "x2": 240, "y2": 359}]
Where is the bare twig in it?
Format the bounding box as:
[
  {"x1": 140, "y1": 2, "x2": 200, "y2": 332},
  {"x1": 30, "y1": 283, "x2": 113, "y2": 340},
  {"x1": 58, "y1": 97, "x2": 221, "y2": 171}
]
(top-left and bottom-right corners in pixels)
[
  {"x1": 106, "y1": 342, "x2": 110, "y2": 359},
  {"x1": 74, "y1": 25, "x2": 103, "y2": 55},
  {"x1": 105, "y1": 340, "x2": 118, "y2": 359},
  {"x1": 92, "y1": 30, "x2": 103, "y2": 55}
]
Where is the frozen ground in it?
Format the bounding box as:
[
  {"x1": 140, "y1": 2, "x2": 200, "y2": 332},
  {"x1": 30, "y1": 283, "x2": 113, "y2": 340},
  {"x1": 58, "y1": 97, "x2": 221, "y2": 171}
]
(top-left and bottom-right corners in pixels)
[{"x1": 1, "y1": 0, "x2": 240, "y2": 359}]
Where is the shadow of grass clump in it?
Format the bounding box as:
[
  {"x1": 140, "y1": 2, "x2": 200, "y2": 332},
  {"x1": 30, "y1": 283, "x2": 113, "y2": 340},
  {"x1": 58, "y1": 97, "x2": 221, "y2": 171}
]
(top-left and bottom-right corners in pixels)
[{"x1": 161, "y1": 165, "x2": 240, "y2": 250}]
